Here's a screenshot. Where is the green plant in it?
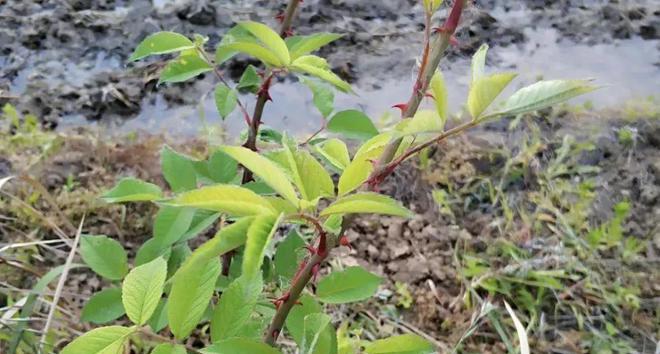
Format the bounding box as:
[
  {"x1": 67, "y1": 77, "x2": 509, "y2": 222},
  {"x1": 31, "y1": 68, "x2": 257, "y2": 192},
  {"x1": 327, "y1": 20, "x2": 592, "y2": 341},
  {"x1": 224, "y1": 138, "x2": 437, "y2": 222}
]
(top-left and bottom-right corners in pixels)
[{"x1": 62, "y1": 1, "x2": 596, "y2": 353}]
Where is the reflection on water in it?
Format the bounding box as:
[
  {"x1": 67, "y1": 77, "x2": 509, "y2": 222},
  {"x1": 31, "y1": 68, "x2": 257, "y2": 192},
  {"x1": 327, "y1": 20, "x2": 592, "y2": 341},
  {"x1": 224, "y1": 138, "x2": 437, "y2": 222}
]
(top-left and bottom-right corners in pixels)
[{"x1": 113, "y1": 26, "x2": 658, "y2": 139}]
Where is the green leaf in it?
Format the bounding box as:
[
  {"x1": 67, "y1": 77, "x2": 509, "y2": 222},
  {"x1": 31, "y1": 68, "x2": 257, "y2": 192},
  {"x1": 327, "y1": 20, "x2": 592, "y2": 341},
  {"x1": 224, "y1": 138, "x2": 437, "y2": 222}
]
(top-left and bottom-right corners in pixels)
[
  {"x1": 287, "y1": 33, "x2": 343, "y2": 60},
  {"x1": 168, "y1": 258, "x2": 221, "y2": 340},
  {"x1": 321, "y1": 192, "x2": 413, "y2": 218},
  {"x1": 217, "y1": 42, "x2": 283, "y2": 67},
  {"x1": 201, "y1": 338, "x2": 281, "y2": 354},
  {"x1": 242, "y1": 213, "x2": 282, "y2": 278},
  {"x1": 237, "y1": 65, "x2": 261, "y2": 92},
  {"x1": 167, "y1": 243, "x2": 192, "y2": 278},
  {"x1": 129, "y1": 32, "x2": 194, "y2": 61},
  {"x1": 302, "y1": 313, "x2": 337, "y2": 354},
  {"x1": 286, "y1": 294, "x2": 322, "y2": 346},
  {"x1": 101, "y1": 177, "x2": 162, "y2": 203},
  {"x1": 122, "y1": 257, "x2": 167, "y2": 325},
  {"x1": 153, "y1": 206, "x2": 195, "y2": 247},
  {"x1": 220, "y1": 146, "x2": 299, "y2": 206},
  {"x1": 314, "y1": 138, "x2": 350, "y2": 172},
  {"x1": 214, "y1": 84, "x2": 238, "y2": 120},
  {"x1": 194, "y1": 150, "x2": 239, "y2": 184},
  {"x1": 316, "y1": 266, "x2": 382, "y2": 304},
  {"x1": 179, "y1": 211, "x2": 220, "y2": 242},
  {"x1": 302, "y1": 78, "x2": 335, "y2": 118},
  {"x1": 151, "y1": 343, "x2": 187, "y2": 354},
  {"x1": 471, "y1": 44, "x2": 488, "y2": 84},
  {"x1": 161, "y1": 145, "x2": 197, "y2": 192},
  {"x1": 239, "y1": 21, "x2": 290, "y2": 65},
  {"x1": 393, "y1": 110, "x2": 445, "y2": 138},
  {"x1": 135, "y1": 238, "x2": 171, "y2": 266},
  {"x1": 290, "y1": 55, "x2": 352, "y2": 92},
  {"x1": 147, "y1": 299, "x2": 169, "y2": 332},
  {"x1": 80, "y1": 235, "x2": 128, "y2": 280},
  {"x1": 60, "y1": 326, "x2": 133, "y2": 354},
  {"x1": 467, "y1": 72, "x2": 517, "y2": 119},
  {"x1": 81, "y1": 288, "x2": 125, "y2": 324},
  {"x1": 282, "y1": 138, "x2": 335, "y2": 201},
  {"x1": 210, "y1": 275, "x2": 263, "y2": 342},
  {"x1": 159, "y1": 52, "x2": 213, "y2": 84},
  {"x1": 364, "y1": 334, "x2": 434, "y2": 354},
  {"x1": 215, "y1": 25, "x2": 260, "y2": 65},
  {"x1": 274, "y1": 230, "x2": 306, "y2": 281},
  {"x1": 423, "y1": 0, "x2": 443, "y2": 13},
  {"x1": 187, "y1": 217, "x2": 254, "y2": 264},
  {"x1": 430, "y1": 70, "x2": 448, "y2": 121},
  {"x1": 170, "y1": 184, "x2": 276, "y2": 216},
  {"x1": 497, "y1": 79, "x2": 597, "y2": 116},
  {"x1": 327, "y1": 110, "x2": 378, "y2": 141},
  {"x1": 337, "y1": 133, "x2": 391, "y2": 196}
]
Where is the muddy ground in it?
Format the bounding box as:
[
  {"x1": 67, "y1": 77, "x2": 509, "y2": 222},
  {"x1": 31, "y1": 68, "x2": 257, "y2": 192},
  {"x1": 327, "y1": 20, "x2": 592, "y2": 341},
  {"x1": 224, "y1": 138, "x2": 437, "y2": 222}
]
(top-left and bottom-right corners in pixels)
[{"x1": 1, "y1": 0, "x2": 660, "y2": 353}]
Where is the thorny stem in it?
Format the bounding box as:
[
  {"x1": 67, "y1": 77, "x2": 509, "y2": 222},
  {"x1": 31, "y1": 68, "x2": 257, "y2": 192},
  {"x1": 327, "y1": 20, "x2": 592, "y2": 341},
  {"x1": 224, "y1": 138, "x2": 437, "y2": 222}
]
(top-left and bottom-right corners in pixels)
[{"x1": 264, "y1": 0, "x2": 468, "y2": 347}]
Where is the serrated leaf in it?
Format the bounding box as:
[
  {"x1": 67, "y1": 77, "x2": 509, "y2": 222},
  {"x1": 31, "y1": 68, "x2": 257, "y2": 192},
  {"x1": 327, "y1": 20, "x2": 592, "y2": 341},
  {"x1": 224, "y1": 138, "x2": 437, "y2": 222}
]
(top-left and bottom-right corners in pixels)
[
  {"x1": 242, "y1": 213, "x2": 282, "y2": 278},
  {"x1": 153, "y1": 206, "x2": 195, "y2": 247},
  {"x1": 290, "y1": 55, "x2": 352, "y2": 93},
  {"x1": 286, "y1": 294, "x2": 323, "y2": 346},
  {"x1": 159, "y1": 52, "x2": 212, "y2": 84},
  {"x1": 147, "y1": 299, "x2": 169, "y2": 332},
  {"x1": 220, "y1": 146, "x2": 299, "y2": 206},
  {"x1": 393, "y1": 110, "x2": 444, "y2": 138},
  {"x1": 236, "y1": 65, "x2": 261, "y2": 92},
  {"x1": 188, "y1": 217, "x2": 254, "y2": 263},
  {"x1": 210, "y1": 275, "x2": 263, "y2": 342},
  {"x1": 302, "y1": 78, "x2": 335, "y2": 118},
  {"x1": 214, "y1": 84, "x2": 238, "y2": 120},
  {"x1": 471, "y1": 44, "x2": 488, "y2": 84},
  {"x1": 151, "y1": 343, "x2": 187, "y2": 354},
  {"x1": 168, "y1": 258, "x2": 221, "y2": 340},
  {"x1": 161, "y1": 146, "x2": 197, "y2": 192},
  {"x1": 101, "y1": 177, "x2": 162, "y2": 203},
  {"x1": 217, "y1": 42, "x2": 283, "y2": 67},
  {"x1": 467, "y1": 72, "x2": 517, "y2": 119},
  {"x1": 302, "y1": 313, "x2": 337, "y2": 354},
  {"x1": 60, "y1": 326, "x2": 133, "y2": 354},
  {"x1": 282, "y1": 138, "x2": 335, "y2": 201},
  {"x1": 321, "y1": 193, "x2": 412, "y2": 218},
  {"x1": 179, "y1": 211, "x2": 221, "y2": 242},
  {"x1": 287, "y1": 33, "x2": 343, "y2": 60},
  {"x1": 129, "y1": 32, "x2": 194, "y2": 61},
  {"x1": 135, "y1": 238, "x2": 171, "y2": 266},
  {"x1": 337, "y1": 133, "x2": 391, "y2": 196},
  {"x1": 314, "y1": 138, "x2": 350, "y2": 171},
  {"x1": 239, "y1": 21, "x2": 290, "y2": 65},
  {"x1": 327, "y1": 109, "x2": 378, "y2": 141},
  {"x1": 122, "y1": 257, "x2": 167, "y2": 325},
  {"x1": 201, "y1": 338, "x2": 281, "y2": 354},
  {"x1": 316, "y1": 266, "x2": 382, "y2": 304},
  {"x1": 81, "y1": 288, "x2": 125, "y2": 324},
  {"x1": 497, "y1": 79, "x2": 597, "y2": 116},
  {"x1": 274, "y1": 230, "x2": 306, "y2": 281},
  {"x1": 364, "y1": 334, "x2": 434, "y2": 354},
  {"x1": 170, "y1": 184, "x2": 276, "y2": 216},
  {"x1": 430, "y1": 70, "x2": 448, "y2": 121},
  {"x1": 80, "y1": 235, "x2": 128, "y2": 280}
]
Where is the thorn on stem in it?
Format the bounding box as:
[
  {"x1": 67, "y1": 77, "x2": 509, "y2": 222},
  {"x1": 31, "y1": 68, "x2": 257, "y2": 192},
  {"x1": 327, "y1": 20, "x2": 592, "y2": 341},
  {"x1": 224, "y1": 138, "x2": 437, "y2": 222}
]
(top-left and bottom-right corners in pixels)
[{"x1": 339, "y1": 235, "x2": 352, "y2": 250}]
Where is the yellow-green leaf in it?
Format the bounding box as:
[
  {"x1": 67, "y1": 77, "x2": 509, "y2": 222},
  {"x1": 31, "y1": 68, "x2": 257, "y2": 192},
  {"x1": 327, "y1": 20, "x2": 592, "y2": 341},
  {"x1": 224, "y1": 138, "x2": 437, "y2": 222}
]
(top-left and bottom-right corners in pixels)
[
  {"x1": 430, "y1": 70, "x2": 448, "y2": 121},
  {"x1": 423, "y1": 0, "x2": 444, "y2": 13},
  {"x1": 393, "y1": 110, "x2": 444, "y2": 138},
  {"x1": 290, "y1": 55, "x2": 352, "y2": 93},
  {"x1": 242, "y1": 213, "x2": 282, "y2": 278},
  {"x1": 159, "y1": 52, "x2": 212, "y2": 84},
  {"x1": 337, "y1": 133, "x2": 391, "y2": 196},
  {"x1": 169, "y1": 184, "x2": 276, "y2": 216},
  {"x1": 364, "y1": 334, "x2": 434, "y2": 354},
  {"x1": 321, "y1": 192, "x2": 413, "y2": 218},
  {"x1": 101, "y1": 177, "x2": 162, "y2": 203},
  {"x1": 316, "y1": 266, "x2": 381, "y2": 304},
  {"x1": 239, "y1": 21, "x2": 290, "y2": 65},
  {"x1": 129, "y1": 32, "x2": 194, "y2": 61},
  {"x1": 282, "y1": 138, "x2": 335, "y2": 201},
  {"x1": 498, "y1": 79, "x2": 597, "y2": 116},
  {"x1": 210, "y1": 275, "x2": 263, "y2": 342},
  {"x1": 60, "y1": 326, "x2": 133, "y2": 354},
  {"x1": 287, "y1": 33, "x2": 343, "y2": 60},
  {"x1": 302, "y1": 313, "x2": 337, "y2": 354},
  {"x1": 216, "y1": 42, "x2": 283, "y2": 67},
  {"x1": 467, "y1": 72, "x2": 517, "y2": 119},
  {"x1": 471, "y1": 44, "x2": 489, "y2": 84},
  {"x1": 220, "y1": 146, "x2": 300, "y2": 206},
  {"x1": 122, "y1": 257, "x2": 167, "y2": 325},
  {"x1": 314, "y1": 138, "x2": 350, "y2": 171}
]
